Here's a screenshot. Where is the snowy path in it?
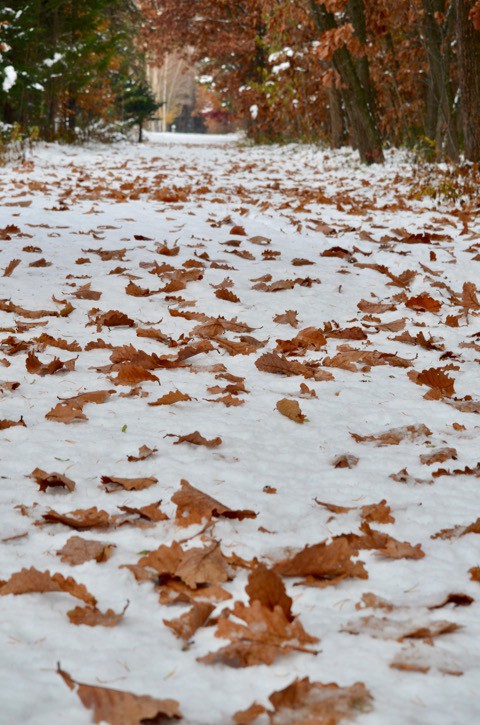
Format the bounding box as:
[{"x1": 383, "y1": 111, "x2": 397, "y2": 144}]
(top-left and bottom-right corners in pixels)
[{"x1": 0, "y1": 135, "x2": 479, "y2": 724}]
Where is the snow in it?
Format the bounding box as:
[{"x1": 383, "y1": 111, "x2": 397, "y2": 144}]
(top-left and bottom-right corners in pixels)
[
  {"x1": 0, "y1": 134, "x2": 479, "y2": 725},
  {"x1": 43, "y1": 53, "x2": 64, "y2": 68},
  {"x1": 2, "y1": 65, "x2": 17, "y2": 92}
]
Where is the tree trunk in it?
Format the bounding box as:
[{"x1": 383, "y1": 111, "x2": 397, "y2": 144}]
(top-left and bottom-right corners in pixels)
[
  {"x1": 328, "y1": 87, "x2": 346, "y2": 148},
  {"x1": 138, "y1": 120, "x2": 143, "y2": 143},
  {"x1": 456, "y1": 0, "x2": 480, "y2": 161},
  {"x1": 308, "y1": 0, "x2": 384, "y2": 163},
  {"x1": 421, "y1": 0, "x2": 459, "y2": 161}
]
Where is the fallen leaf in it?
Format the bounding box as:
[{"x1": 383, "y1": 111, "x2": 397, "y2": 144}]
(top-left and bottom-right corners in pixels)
[
  {"x1": 332, "y1": 454, "x2": 359, "y2": 468},
  {"x1": 0, "y1": 567, "x2": 96, "y2": 606},
  {"x1": 41, "y1": 507, "x2": 113, "y2": 530},
  {"x1": 67, "y1": 604, "x2": 127, "y2": 627},
  {"x1": 3, "y1": 259, "x2": 21, "y2": 277},
  {"x1": 0, "y1": 417, "x2": 26, "y2": 430},
  {"x1": 58, "y1": 666, "x2": 182, "y2": 723},
  {"x1": 342, "y1": 615, "x2": 460, "y2": 641},
  {"x1": 101, "y1": 475, "x2": 158, "y2": 492},
  {"x1": 172, "y1": 431, "x2": 222, "y2": 447},
  {"x1": 406, "y1": 294, "x2": 441, "y2": 313},
  {"x1": 127, "y1": 445, "x2": 157, "y2": 462},
  {"x1": 420, "y1": 448, "x2": 457, "y2": 465},
  {"x1": 273, "y1": 537, "x2": 367, "y2": 586},
  {"x1": 236, "y1": 678, "x2": 373, "y2": 724},
  {"x1": 57, "y1": 536, "x2": 115, "y2": 565},
  {"x1": 164, "y1": 601, "x2": 215, "y2": 640},
  {"x1": 172, "y1": 479, "x2": 256, "y2": 526},
  {"x1": 29, "y1": 468, "x2": 75, "y2": 493},
  {"x1": 273, "y1": 310, "x2": 298, "y2": 327},
  {"x1": 199, "y1": 599, "x2": 318, "y2": 667},
  {"x1": 109, "y1": 364, "x2": 159, "y2": 386},
  {"x1": 148, "y1": 390, "x2": 191, "y2": 406},
  {"x1": 26, "y1": 351, "x2": 76, "y2": 376},
  {"x1": 276, "y1": 398, "x2": 306, "y2": 423},
  {"x1": 351, "y1": 424, "x2": 432, "y2": 446}
]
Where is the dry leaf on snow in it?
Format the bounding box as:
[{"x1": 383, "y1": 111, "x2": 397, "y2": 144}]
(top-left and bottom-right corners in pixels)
[
  {"x1": 351, "y1": 424, "x2": 432, "y2": 446},
  {"x1": 199, "y1": 599, "x2": 318, "y2": 667},
  {"x1": 148, "y1": 390, "x2": 192, "y2": 406},
  {"x1": 342, "y1": 615, "x2": 460, "y2": 641},
  {"x1": 41, "y1": 507, "x2": 113, "y2": 530},
  {"x1": 58, "y1": 665, "x2": 182, "y2": 724},
  {"x1": 29, "y1": 468, "x2": 76, "y2": 493},
  {"x1": 101, "y1": 475, "x2": 158, "y2": 492},
  {"x1": 235, "y1": 677, "x2": 373, "y2": 725},
  {"x1": 276, "y1": 398, "x2": 306, "y2": 423},
  {"x1": 26, "y1": 351, "x2": 76, "y2": 376},
  {"x1": 172, "y1": 431, "x2": 222, "y2": 447},
  {"x1": 0, "y1": 567, "x2": 96, "y2": 606},
  {"x1": 164, "y1": 601, "x2": 215, "y2": 641},
  {"x1": 57, "y1": 536, "x2": 115, "y2": 565},
  {"x1": 67, "y1": 603, "x2": 128, "y2": 627},
  {"x1": 273, "y1": 537, "x2": 367, "y2": 586},
  {"x1": 127, "y1": 445, "x2": 157, "y2": 462},
  {"x1": 172, "y1": 479, "x2": 256, "y2": 526}
]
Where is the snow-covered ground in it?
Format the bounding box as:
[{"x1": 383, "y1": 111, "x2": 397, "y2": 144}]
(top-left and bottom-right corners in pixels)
[{"x1": 0, "y1": 134, "x2": 479, "y2": 725}]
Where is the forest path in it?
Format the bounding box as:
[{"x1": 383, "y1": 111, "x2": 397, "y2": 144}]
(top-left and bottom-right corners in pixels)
[{"x1": 0, "y1": 135, "x2": 479, "y2": 725}]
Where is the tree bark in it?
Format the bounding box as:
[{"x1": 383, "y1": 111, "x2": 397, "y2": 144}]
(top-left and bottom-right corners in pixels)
[
  {"x1": 328, "y1": 87, "x2": 346, "y2": 148},
  {"x1": 421, "y1": 0, "x2": 459, "y2": 161},
  {"x1": 308, "y1": 0, "x2": 384, "y2": 163},
  {"x1": 456, "y1": 0, "x2": 480, "y2": 160}
]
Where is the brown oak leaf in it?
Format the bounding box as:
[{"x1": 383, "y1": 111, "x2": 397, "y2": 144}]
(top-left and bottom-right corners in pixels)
[
  {"x1": 164, "y1": 601, "x2": 215, "y2": 641},
  {"x1": 101, "y1": 475, "x2": 158, "y2": 492},
  {"x1": 29, "y1": 468, "x2": 75, "y2": 493},
  {"x1": 67, "y1": 603, "x2": 128, "y2": 627},
  {"x1": 58, "y1": 665, "x2": 182, "y2": 724},
  {"x1": 172, "y1": 431, "x2": 222, "y2": 447},
  {"x1": 0, "y1": 567, "x2": 96, "y2": 605},
  {"x1": 276, "y1": 398, "x2": 306, "y2": 423},
  {"x1": 172, "y1": 479, "x2": 256, "y2": 526}
]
